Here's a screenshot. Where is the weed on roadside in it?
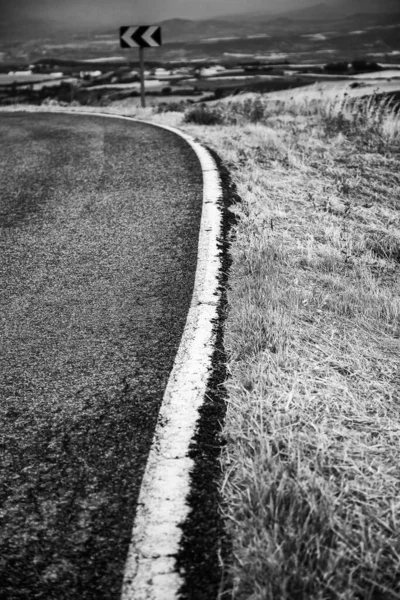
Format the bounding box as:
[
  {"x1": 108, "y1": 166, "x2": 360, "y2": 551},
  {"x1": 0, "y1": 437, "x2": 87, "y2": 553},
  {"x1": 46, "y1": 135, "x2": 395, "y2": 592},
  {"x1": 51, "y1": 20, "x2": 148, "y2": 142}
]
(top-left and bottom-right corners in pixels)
[{"x1": 184, "y1": 103, "x2": 227, "y2": 125}]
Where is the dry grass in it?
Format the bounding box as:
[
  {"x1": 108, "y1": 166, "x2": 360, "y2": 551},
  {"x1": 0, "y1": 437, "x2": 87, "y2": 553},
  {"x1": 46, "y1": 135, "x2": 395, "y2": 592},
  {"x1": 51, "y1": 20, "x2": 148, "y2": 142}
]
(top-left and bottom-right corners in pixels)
[
  {"x1": 2, "y1": 94, "x2": 400, "y2": 598},
  {"x1": 181, "y1": 94, "x2": 400, "y2": 599}
]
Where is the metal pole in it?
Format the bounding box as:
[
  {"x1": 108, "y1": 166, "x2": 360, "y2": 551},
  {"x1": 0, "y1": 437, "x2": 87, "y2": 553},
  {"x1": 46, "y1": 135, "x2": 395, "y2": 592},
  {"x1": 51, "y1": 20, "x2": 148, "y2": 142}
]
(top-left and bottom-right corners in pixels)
[{"x1": 139, "y1": 46, "x2": 145, "y2": 108}]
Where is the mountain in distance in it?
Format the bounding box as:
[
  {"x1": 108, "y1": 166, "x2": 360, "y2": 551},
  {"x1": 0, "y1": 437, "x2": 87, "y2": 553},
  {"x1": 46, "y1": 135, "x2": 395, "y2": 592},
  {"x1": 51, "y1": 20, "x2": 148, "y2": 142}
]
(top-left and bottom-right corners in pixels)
[
  {"x1": 158, "y1": 16, "x2": 296, "y2": 43},
  {"x1": 276, "y1": 2, "x2": 343, "y2": 20},
  {"x1": 159, "y1": 0, "x2": 400, "y2": 44},
  {"x1": 158, "y1": 17, "x2": 250, "y2": 41},
  {"x1": 223, "y1": 0, "x2": 400, "y2": 22},
  {"x1": 0, "y1": 16, "x2": 68, "y2": 42},
  {"x1": 337, "y1": 0, "x2": 400, "y2": 14},
  {"x1": 278, "y1": 0, "x2": 400, "y2": 19}
]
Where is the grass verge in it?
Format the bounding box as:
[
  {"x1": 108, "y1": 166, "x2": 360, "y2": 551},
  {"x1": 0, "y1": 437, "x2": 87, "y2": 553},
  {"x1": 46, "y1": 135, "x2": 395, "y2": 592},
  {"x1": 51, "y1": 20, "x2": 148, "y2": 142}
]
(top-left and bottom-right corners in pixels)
[
  {"x1": 181, "y1": 94, "x2": 400, "y2": 599},
  {"x1": 2, "y1": 93, "x2": 400, "y2": 598}
]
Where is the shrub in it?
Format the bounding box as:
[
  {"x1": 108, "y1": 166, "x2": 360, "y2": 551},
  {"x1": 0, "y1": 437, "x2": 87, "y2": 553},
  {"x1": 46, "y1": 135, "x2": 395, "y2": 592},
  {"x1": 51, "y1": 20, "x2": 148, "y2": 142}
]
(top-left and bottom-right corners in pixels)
[
  {"x1": 324, "y1": 61, "x2": 349, "y2": 74},
  {"x1": 352, "y1": 60, "x2": 381, "y2": 73},
  {"x1": 183, "y1": 103, "x2": 226, "y2": 125},
  {"x1": 243, "y1": 96, "x2": 266, "y2": 123},
  {"x1": 366, "y1": 231, "x2": 400, "y2": 262}
]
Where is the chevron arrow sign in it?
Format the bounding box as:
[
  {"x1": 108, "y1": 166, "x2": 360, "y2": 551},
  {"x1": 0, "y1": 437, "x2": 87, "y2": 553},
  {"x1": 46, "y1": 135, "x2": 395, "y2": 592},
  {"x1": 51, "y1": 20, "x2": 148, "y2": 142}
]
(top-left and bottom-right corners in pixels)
[{"x1": 119, "y1": 25, "x2": 162, "y2": 48}]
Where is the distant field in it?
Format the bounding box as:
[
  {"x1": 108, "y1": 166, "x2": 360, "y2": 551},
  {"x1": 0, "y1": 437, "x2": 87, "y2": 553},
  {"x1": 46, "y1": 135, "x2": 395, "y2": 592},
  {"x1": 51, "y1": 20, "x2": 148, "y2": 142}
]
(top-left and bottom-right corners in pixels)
[
  {"x1": 353, "y1": 69, "x2": 400, "y2": 79},
  {"x1": 0, "y1": 74, "x2": 55, "y2": 84},
  {"x1": 259, "y1": 78, "x2": 400, "y2": 103},
  {"x1": 0, "y1": 74, "x2": 69, "y2": 86}
]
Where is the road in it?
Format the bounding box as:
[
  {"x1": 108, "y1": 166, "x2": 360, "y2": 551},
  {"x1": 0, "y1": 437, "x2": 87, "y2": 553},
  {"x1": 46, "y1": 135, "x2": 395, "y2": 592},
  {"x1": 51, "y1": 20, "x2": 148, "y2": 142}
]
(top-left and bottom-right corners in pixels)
[{"x1": 0, "y1": 112, "x2": 203, "y2": 599}]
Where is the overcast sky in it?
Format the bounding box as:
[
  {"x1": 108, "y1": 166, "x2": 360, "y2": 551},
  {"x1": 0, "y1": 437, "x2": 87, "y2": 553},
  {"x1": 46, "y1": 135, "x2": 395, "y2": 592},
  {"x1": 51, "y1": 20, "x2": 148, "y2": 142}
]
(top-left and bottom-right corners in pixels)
[{"x1": 2, "y1": 0, "x2": 316, "y2": 26}]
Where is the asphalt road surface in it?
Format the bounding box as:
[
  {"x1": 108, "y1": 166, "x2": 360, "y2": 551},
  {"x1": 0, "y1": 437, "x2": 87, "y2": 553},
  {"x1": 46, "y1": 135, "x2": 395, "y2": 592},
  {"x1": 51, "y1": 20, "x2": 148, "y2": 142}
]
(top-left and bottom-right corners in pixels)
[{"x1": 0, "y1": 112, "x2": 203, "y2": 599}]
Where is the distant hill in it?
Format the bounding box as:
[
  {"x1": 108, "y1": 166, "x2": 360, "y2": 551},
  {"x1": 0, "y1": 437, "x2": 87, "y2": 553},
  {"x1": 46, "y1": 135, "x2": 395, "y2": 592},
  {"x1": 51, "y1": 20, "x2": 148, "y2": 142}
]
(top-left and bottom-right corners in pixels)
[
  {"x1": 158, "y1": 3, "x2": 400, "y2": 44},
  {"x1": 159, "y1": 16, "x2": 291, "y2": 43},
  {"x1": 337, "y1": 0, "x2": 400, "y2": 14},
  {"x1": 272, "y1": 0, "x2": 400, "y2": 20},
  {"x1": 0, "y1": 17, "x2": 63, "y2": 41},
  {"x1": 160, "y1": 17, "x2": 245, "y2": 41},
  {"x1": 275, "y1": 3, "x2": 339, "y2": 20},
  {"x1": 159, "y1": 0, "x2": 400, "y2": 42}
]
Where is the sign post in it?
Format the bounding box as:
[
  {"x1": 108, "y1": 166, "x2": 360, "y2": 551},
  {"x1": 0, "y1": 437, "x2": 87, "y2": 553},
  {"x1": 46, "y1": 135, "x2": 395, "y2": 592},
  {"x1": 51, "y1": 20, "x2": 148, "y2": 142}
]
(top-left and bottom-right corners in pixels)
[
  {"x1": 119, "y1": 25, "x2": 162, "y2": 108},
  {"x1": 139, "y1": 47, "x2": 145, "y2": 108}
]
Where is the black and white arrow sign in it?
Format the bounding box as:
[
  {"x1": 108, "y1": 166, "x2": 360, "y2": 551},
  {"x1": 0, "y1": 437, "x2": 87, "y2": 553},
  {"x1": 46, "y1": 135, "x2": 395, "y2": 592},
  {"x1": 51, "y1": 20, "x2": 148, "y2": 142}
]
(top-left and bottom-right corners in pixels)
[{"x1": 120, "y1": 25, "x2": 162, "y2": 48}]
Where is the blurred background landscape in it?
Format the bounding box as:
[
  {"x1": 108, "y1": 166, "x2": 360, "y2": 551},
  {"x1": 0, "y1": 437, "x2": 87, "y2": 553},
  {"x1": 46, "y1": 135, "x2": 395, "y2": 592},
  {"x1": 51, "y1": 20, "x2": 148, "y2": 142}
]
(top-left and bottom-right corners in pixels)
[{"x1": 0, "y1": 0, "x2": 399, "y2": 106}]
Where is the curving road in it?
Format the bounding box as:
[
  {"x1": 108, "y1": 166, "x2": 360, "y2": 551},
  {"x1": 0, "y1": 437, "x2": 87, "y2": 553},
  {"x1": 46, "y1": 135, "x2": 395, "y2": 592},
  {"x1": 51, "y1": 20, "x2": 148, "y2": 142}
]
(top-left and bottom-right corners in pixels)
[{"x1": 0, "y1": 112, "x2": 203, "y2": 599}]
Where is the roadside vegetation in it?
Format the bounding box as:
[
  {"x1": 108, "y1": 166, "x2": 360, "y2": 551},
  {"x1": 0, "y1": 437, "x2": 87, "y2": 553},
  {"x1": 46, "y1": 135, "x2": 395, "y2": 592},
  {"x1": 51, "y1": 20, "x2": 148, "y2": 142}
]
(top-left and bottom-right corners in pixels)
[
  {"x1": 180, "y1": 93, "x2": 400, "y2": 599},
  {"x1": 2, "y1": 90, "x2": 400, "y2": 598}
]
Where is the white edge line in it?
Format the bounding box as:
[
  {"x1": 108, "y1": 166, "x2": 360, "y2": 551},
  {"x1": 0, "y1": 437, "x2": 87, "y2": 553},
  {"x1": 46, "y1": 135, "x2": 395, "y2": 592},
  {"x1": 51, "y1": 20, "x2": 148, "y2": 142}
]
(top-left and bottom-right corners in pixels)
[
  {"x1": 3, "y1": 108, "x2": 223, "y2": 600},
  {"x1": 120, "y1": 116, "x2": 222, "y2": 600}
]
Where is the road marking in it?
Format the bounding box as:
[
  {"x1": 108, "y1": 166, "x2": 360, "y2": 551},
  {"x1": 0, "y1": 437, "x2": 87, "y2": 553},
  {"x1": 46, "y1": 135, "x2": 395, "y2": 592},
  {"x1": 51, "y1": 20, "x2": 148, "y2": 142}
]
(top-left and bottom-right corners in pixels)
[
  {"x1": 120, "y1": 119, "x2": 222, "y2": 600},
  {"x1": 3, "y1": 109, "x2": 223, "y2": 599}
]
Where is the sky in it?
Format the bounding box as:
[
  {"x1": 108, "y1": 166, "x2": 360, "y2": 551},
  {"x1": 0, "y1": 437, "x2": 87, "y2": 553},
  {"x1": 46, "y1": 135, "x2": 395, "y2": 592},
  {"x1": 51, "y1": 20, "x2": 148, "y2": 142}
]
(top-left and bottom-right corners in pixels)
[{"x1": 1, "y1": 0, "x2": 317, "y2": 26}]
